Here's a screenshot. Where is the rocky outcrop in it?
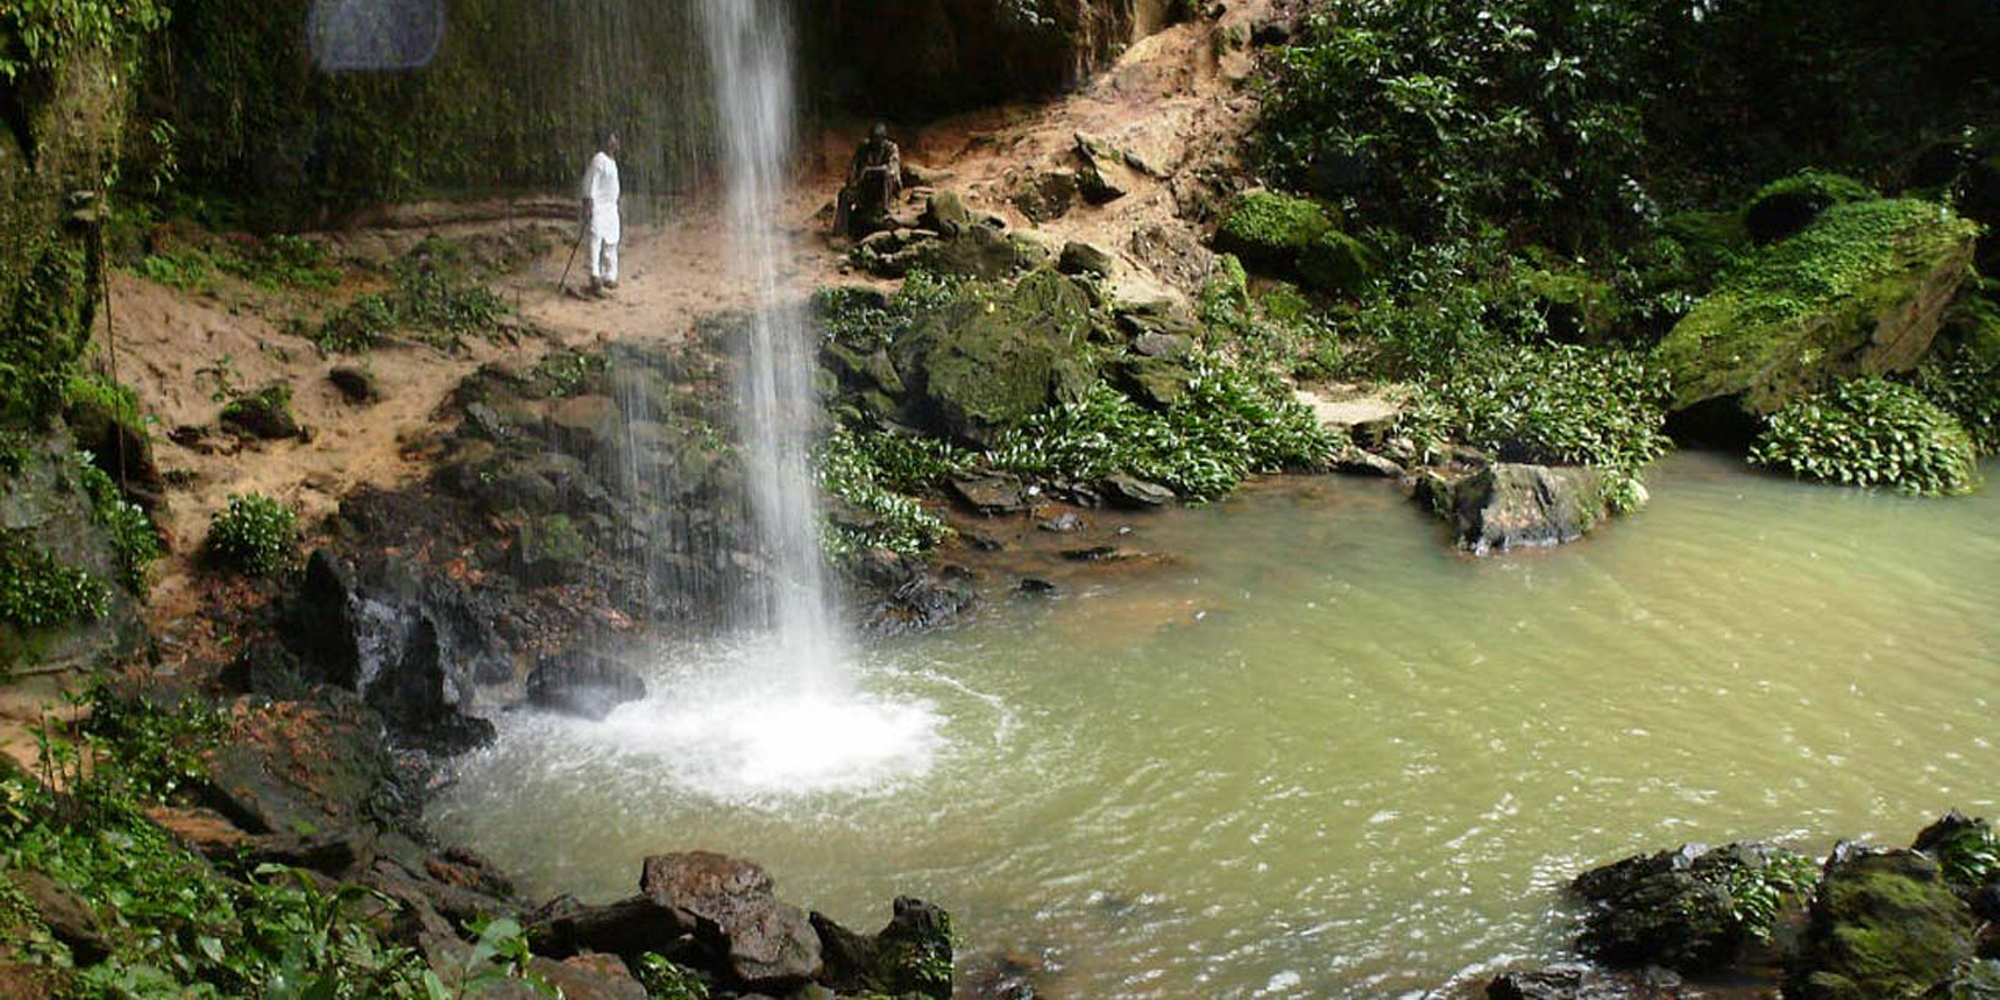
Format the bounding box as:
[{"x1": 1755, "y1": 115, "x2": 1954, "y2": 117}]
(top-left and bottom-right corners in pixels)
[
  {"x1": 0, "y1": 428, "x2": 149, "y2": 673},
  {"x1": 640, "y1": 851, "x2": 823, "y2": 991},
  {"x1": 813, "y1": 897, "x2": 954, "y2": 1000},
  {"x1": 1794, "y1": 846, "x2": 1975, "y2": 1000},
  {"x1": 1441, "y1": 464, "x2": 1617, "y2": 556},
  {"x1": 1572, "y1": 841, "x2": 1813, "y2": 972},
  {"x1": 804, "y1": 0, "x2": 1146, "y2": 116},
  {"x1": 1653, "y1": 199, "x2": 1980, "y2": 444},
  {"x1": 1485, "y1": 963, "x2": 1687, "y2": 1000},
  {"x1": 894, "y1": 269, "x2": 1100, "y2": 445}
]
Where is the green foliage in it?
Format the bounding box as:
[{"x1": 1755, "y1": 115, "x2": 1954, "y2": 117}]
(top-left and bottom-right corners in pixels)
[
  {"x1": 1909, "y1": 351, "x2": 2000, "y2": 457},
  {"x1": 216, "y1": 235, "x2": 343, "y2": 291},
  {"x1": 637, "y1": 953, "x2": 711, "y2": 1000},
  {"x1": 0, "y1": 0, "x2": 168, "y2": 82},
  {"x1": 1928, "y1": 822, "x2": 2000, "y2": 891},
  {"x1": 80, "y1": 686, "x2": 227, "y2": 802},
  {"x1": 219, "y1": 381, "x2": 295, "y2": 430},
  {"x1": 1400, "y1": 343, "x2": 1674, "y2": 508},
  {"x1": 1214, "y1": 192, "x2": 1335, "y2": 264},
  {"x1": 65, "y1": 371, "x2": 146, "y2": 433},
  {"x1": 1713, "y1": 850, "x2": 1821, "y2": 945},
  {"x1": 0, "y1": 541, "x2": 107, "y2": 629},
  {"x1": 1742, "y1": 170, "x2": 1875, "y2": 243},
  {"x1": 530, "y1": 350, "x2": 606, "y2": 399},
  {"x1": 814, "y1": 271, "x2": 964, "y2": 350},
  {"x1": 1750, "y1": 377, "x2": 1981, "y2": 497},
  {"x1": 205, "y1": 492, "x2": 300, "y2": 576},
  {"x1": 1257, "y1": 1, "x2": 1654, "y2": 244},
  {"x1": 133, "y1": 249, "x2": 215, "y2": 292},
  {"x1": 1, "y1": 245, "x2": 93, "y2": 426},
  {"x1": 816, "y1": 431, "x2": 959, "y2": 560},
  {"x1": 72, "y1": 451, "x2": 160, "y2": 594},
  {"x1": 984, "y1": 362, "x2": 1335, "y2": 499},
  {"x1": 316, "y1": 294, "x2": 397, "y2": 354}
]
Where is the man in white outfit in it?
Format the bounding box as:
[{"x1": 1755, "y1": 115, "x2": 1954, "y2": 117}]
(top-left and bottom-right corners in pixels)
[{"x1": 580, "y1": 130, "x2": 621, "y2": 296}]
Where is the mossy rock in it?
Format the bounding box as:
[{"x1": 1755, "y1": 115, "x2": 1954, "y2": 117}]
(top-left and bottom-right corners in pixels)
[
  {"x1": 1444, "y1": 464, "x2": 1617, "y2": 557},
  {"x1": 1213, "y1": 191, "x2": 1336, "y2": 270},
  {"x1": 1661, "y1": 210, "x2": 1752, "y2": 285},
  {"x1": 1298, "y1": 229, "x2": 1381, "y2": 298},
  {"x1": 1794, "y1": 848, "x2": 1974, "y2": 1000},
  {"x1": 512, "y1": 513, "x2": 593, "y2": 587},
  {"x1": 220, "y1": 383, "x2": 300, "y2": 440},
  {"x1": 894, "y1": 270, "x2": 1099, "y2": 445},
  {"x1": 1743, "y1": 170, "x2": 1877, "y2": 244},
  {"x1": 1653, "y1": 199, "x2": 1980, "y2": 440},
  {"x1": 1520, "y1": 268, "x2": 1623, "y2": 344}
]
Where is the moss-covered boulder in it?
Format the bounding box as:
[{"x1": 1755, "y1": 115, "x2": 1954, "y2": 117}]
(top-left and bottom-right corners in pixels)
[
  {"x1": 1298, "y1": 229, "x2": 1381, "y2": 298},
  {"x1": 1, "y1": 429, "x2": 149, "y2": 673},
  {"x1": 1743, "y1": 170, "x2": 1876, "y2": 244},
  {"x1": 1794, "y1": 847, "x2": 1975, "y2": 1000},
  {"x1": 1572, "y1": 841, "x2": 1817, "y2": 973},
  {"x1": 220, "y1": 383, "x2": 301, "y2": 440},
  {"x1": 893, "y1": 270, "x2": 1099, "y2": 445},
  {"x1": 1213, "y1": 191, "x2": 1337, "y2": 270},
  {"x1": 1652, "y1": 199, "x2": 1980, "y2": 443}
]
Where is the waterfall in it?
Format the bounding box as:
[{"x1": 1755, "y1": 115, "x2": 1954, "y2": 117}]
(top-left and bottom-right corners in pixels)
[{"x1": 697, "y1": 0, "x2": 846, "y2": 684}]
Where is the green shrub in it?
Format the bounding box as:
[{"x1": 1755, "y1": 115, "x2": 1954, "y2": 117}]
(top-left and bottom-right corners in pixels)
[
  {"x1": 216, "y1": 234, "x2": 343, "y2": 291},
  {"x1": 1750, "y1": 377, "x2": 1981, "y2": 496},
  {"x1": 81, "y1": 686, "x2": 227, "y2": 801},
  {"x1": 815, "y1": 432, "x2": 959, "y2": 561},
  {"x1": 1909, "y1": 352, "x2": 2000, "y2": 456},
  {"x1": 0, "y1": 543, "x2": 107, "y2": 630},
  {"x1": 985, "y1": 361, "x2": 1335, "y2": 499},
  {"x1": 637, "y1": 953, "x2": 711, "y2": 1000},
  {"x1": 73, "y1": 453, "x2": 161, "y2": 594},
  {"x1": 316, "y1": 293, "x2": 397, "y2": 354},
  {"x1": 1713, "y1": 849, "x2": 1822, "y2": 945},
  {"x1": 205, "y1": 493, "x2": 300, "y2": 576},
  {"x1": 1400, "y1": 344, "x2": 1674, "y2": 509},
  {"x1": 134, "y1": 249, "x2": 215, "y2": 292}
]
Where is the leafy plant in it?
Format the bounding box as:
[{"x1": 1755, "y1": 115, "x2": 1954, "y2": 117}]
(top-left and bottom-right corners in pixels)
[
  {"x1": 637, "y1": 953, "x2": 711, "y2": 1000},
  {"x1": 1907, "y1": 351, "x2": 2000, "y2": 456},
  {"x1": 815, "y1": 431, "x2": 959, "y2": 561},
  {"x1": 205, "y1": 492, "x2": 300, "y2": 576},
  {"x1": 81, "y1": 685, "x2": 227, "y2": 802},
  {"x1": 1750, "y1": 377, "x2": 1981, "y2": 497},
  {"x1": 1711, "y1": 850, "x2": 1820, "y2": 945},
  {"x1": 1399, "y1": 342, "x2": 1674, "y2": 506},
  {"x1": 0, "y1": 541, "x2": 107, "y2": 629},
  {"x1": 316, "y1": 294, "x2": 398, "y2": 354},
  {"x1": 72, "y1": 452, "x2": 161, "y2": 594},
  {"x1": 1928, "y1": 822, "x2": 2000, "y2": 891},
  {"x1": 217, "y1": 234, "x2": 343, "y2": 291},
  {"x1": 134, "y1": 249, "x2": 215, "y2": 292}
]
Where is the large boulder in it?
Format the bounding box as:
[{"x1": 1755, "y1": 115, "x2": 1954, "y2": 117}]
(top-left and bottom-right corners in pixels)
[
  {"x1": 1653, "y1": 199, "x2": 1979, "y2": 444},
  {"x1": 1212, "y1": 191, "x2": 1336, "y2": 271},
  {"x1": 1443, "y1": 464, "x2": 1618, "y2": 556},
  {"x1": 1793, "y1": 846, "x2": 1975, "y2": 1000},
  {"x1": 812, "y1": 897, "x2": 954, "y2": 1000},
  {"x1": 639, "y1": 851, "x2": 822, "y2": 991},
  {"x1": 894, "y1": 270, "x2": 1099, "y2": 445},
  {"x1": 1742, "y1": 170, "x2": 1875, "y2": 244},
  {"x1": 1572, "y1": 841, "x2": 1814, "y2": 973}
]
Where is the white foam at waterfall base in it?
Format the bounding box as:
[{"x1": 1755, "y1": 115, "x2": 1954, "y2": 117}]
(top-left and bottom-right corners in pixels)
[{"x1": 585, "y1": 639, "x2": 942, "y2": 802}]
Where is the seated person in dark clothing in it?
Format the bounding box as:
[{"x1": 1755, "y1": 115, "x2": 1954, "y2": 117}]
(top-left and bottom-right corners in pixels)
[{"x1": 835, "y1": 123, "x2": 902, "y2": 238}]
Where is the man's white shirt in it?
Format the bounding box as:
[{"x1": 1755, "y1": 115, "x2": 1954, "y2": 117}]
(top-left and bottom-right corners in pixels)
[{"x1": 582, "y1": 151, "x2": 621, "y2": 243}]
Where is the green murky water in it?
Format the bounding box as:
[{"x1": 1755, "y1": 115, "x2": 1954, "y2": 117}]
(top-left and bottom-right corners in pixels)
[{"x1": 429, "y1": 451, "x2": 1999, "y2": 999}]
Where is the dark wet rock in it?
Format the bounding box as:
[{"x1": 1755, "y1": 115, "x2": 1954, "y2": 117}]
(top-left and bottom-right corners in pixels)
[
  {"x1": 1058, "y1": 240, "x2": 1115, "y2": 277},
  {"x1": 1037, "y1": 511, "x2": 1085, "y2": 533},
  {"x1": 7, "y1": 871, "x2": 109, "y2": 964},
  {"x1": 220, "y1": 382, "x2": 301, "y2": 439},
  {"x1": 851, "y1": 549, "x2": 977, "y2": 634},
  {"x1": 640, "y1": 851, "x2": 823, "y2": 991},
  {"x1": 1017, "y1": 577, "x2": 1057, "y2": 595},
  {"x1": 948, "y1": 473, "x2": 1027, "y2": 515},
  {"x1": 1074, "y1": 132, "x2": 1137, "y2": 205},
  {"x1": 511, "y1": 513, "x2": 593, "y2": 587},
  {"x1": 963, "y1": 529, "x2": 1005, "y2": 551},
  {"x1": 527, "y1": 648, "x2": 646, "y2": 721},
  {"x1": 1102, "y1": 473, "x2": 1175, "y2": 508},
  {"x1": 547, "y1": 394, "x2": 621, "y2": 457},
  {"x1": 0, "y1": 427, "x2": 149, "y2": 673},
  {"x1": 1334, "y1": 447, "x2": 1403, "y2": 478},
  {"x1": 280, "y1": 548, "x2": 500, "y2": 752},
  {"x1": 1573, "y1": 841, "x2": 1813, "y2": 973},
  {"x1": 813, "y1": 897, "x2": 954, "y2": 1000},
  {"x1": 329, "y1": 365, "x2": 383, "y2": 403},
  {"x1": 526, "y1": 894, "x2": 694, "y2": 961},
  {"x1": 1445, "y1": 464, "x2": 1617, "y2": 556},
  {"x1": 1795, "y1": 845, "x2": 1975, "y2": 1000},
  {"x1": 1061, "y1": 545, "x2": 1123, "y2": 561},
  {"x1": 1486, "y1": 963, "x2": 1685, "y2": 1000}
]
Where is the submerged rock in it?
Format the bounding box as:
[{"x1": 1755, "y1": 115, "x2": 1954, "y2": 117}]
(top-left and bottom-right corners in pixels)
[
  {"x1": 526, "y1": 648, "x2": 646, "y2": 721},
  {"x1": 1444, "y1": 464, "x2": 1618, "y2": 556}
]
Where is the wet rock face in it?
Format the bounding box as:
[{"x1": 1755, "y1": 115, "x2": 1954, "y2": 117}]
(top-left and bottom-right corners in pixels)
[
  {"x1": 526, "y1": 648, "x2": 647, "y2": 721},
  {"x1": 806, "y1": 0, "x2": 1140, "y2": 116},
  {"x1": 1444, "y1": 464, "x2": 1614, "y2": 556},
  {"x1": 1794, "y1": 846, "x2": 1974, "y2": 1000},
  {"x1": 640, "y1": 851, "x2": 824, "y2": 991},
  {"x1": 1486, "y1": 963, "x2": 1685, "y2": 1000}
]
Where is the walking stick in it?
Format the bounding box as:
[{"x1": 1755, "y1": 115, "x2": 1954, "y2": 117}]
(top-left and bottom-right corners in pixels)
[{"x1": 558, "y1": 221, "x2": 587, "y2": 295}]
